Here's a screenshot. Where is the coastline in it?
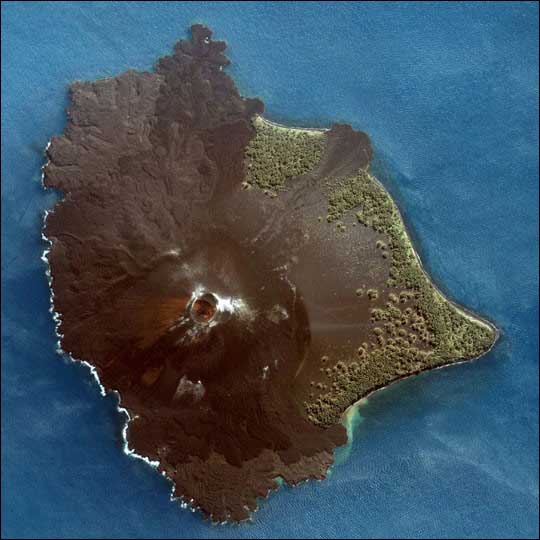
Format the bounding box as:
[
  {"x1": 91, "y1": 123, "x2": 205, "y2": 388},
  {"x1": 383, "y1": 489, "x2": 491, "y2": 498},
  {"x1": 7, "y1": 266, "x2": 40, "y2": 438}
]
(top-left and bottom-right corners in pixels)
[
  {"x1": 41, "y1": 113, "x2": 501, "y2": 518},
  {"x1": 247, "y1": 116, "x2": 499, "y2": 439},
  {"x1": 40, "y1": 141, "x2": 190, "y2": 514},
  {"x1": 4, "y1": 3, "x2": 533, "y2": 535},
  {"x1": 254, "y1": 114, "x2": 328, "y2": 134},
  {"x1": 338, "y1": 174, "x2": 500, "y2": 434}
]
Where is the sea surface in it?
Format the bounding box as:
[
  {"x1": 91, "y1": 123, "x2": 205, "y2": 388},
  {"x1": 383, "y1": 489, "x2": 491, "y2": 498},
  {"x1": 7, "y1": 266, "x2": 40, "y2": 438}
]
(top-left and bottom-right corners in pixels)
[{"x1": 2, "y1": 2, "x2": 538, "y2": 538}]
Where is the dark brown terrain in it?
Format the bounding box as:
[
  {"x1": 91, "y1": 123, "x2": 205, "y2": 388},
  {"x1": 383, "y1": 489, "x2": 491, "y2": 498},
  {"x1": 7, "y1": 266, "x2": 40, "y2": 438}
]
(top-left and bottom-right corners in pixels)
[{"x1": 43, "y1": 25, "x2": 497, "y2": 522}]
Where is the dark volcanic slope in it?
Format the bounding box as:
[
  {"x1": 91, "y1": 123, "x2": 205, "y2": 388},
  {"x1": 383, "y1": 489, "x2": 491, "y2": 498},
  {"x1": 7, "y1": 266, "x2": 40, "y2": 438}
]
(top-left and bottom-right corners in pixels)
[{"x1": 43, "y1": 25, "x2": 497, "y2": 522}]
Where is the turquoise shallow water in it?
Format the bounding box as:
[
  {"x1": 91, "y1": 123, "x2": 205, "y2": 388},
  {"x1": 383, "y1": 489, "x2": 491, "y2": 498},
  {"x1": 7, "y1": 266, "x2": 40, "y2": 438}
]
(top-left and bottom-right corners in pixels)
[{"x1": 2, "y1": 2, "x2": 538, "y2": 538}]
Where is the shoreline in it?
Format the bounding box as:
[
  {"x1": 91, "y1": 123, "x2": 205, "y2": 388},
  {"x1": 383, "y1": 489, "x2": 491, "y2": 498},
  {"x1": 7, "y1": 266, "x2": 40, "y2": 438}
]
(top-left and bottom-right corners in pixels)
[
  {"x1": 40, "y1": 142, "x2": 190, "y2": 515},
  {"x1": 338, "y1": 173, "x2": 500, "y2": 435},
  {"x1": 248, "y1": 116, "x2": 500, "y2": 441},
  {"x1": 254, "y1": 114, "x2": 329, "y2": 134},
  {"x1": 41, "y1": 113, "x2": 501, "y2": 517}
]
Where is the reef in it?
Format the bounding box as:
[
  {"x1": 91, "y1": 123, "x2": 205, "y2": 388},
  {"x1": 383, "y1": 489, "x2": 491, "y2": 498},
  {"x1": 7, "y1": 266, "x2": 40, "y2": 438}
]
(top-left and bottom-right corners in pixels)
[{"x1": 42, "y1": 24, "x2": 498, "y2": 522}]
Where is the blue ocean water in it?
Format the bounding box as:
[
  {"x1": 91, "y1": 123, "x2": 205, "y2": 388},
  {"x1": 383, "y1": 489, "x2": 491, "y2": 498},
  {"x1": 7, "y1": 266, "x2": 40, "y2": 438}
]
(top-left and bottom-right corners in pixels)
[{"x1": 2, "y1": 1, "x2": 538, "y2": 538}]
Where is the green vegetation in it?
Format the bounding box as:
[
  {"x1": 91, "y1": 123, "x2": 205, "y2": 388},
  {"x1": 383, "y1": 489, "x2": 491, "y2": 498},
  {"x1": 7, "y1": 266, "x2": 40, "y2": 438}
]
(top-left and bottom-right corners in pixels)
[
  {"x1": 244, "y1": 116, "x2": 326, "y2": 193},
  {"x1": 242, "y1": 120, "x2": 496, "y2": 427},
  {"x1": 305, "y1": 169, "x2": 497, "y2": 426},
  {"x1": 366, "y1": 288, "x2": 379, "y2": 301}
]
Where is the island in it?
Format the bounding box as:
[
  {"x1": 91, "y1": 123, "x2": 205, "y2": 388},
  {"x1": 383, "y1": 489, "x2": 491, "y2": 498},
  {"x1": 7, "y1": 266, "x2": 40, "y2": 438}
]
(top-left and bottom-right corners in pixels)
[{"x1": 42, "y1": 24, "x2": 498, "y2": 522}]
